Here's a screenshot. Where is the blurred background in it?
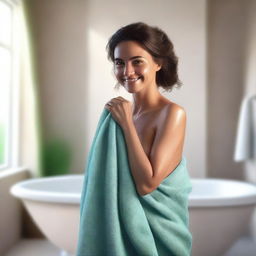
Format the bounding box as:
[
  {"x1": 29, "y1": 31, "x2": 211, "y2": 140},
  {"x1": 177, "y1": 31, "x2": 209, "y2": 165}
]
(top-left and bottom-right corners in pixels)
[{"x1": 0, "y1": 0, "x2": 256, "y2": 255}]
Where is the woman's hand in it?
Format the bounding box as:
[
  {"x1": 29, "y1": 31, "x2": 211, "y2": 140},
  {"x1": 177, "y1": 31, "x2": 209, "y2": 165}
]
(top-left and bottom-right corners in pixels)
[{"x1": 104, "y1": 96, "x2": 133, "y2": 128}]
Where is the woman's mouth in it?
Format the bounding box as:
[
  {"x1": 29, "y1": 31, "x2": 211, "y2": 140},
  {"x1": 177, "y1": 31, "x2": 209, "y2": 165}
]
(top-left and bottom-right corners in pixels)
[{"x1": 123, "y1": 76, "x2": 142, "y2": 82}]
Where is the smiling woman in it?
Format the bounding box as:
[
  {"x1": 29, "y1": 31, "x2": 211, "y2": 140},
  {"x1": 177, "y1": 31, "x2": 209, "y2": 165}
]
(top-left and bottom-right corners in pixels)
[
  {"x1": 104, "y1": 23, "x2": 186, "y2": 195},
  {"x1": 106, "y1": 22, "x2": 182, "y2": 92},
  {"x1": 76, "y1": 22, "x2": 192, "y2": 256}
]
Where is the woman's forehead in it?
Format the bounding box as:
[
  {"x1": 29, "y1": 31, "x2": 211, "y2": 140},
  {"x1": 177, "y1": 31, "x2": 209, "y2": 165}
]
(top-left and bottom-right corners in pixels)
[{"x1": 114, "y1": 41, "x2": 151, "y2": 59}]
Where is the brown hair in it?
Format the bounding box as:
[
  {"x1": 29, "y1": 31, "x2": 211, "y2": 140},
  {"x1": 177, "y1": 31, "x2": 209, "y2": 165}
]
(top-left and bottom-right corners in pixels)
[{"x1": 105, "y1": 22, "x2": 182, "y2": 92}]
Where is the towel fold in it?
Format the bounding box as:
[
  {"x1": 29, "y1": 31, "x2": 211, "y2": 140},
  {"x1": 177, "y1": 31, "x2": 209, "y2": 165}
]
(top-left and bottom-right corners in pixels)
[
  {"x1": 234, "y1": 95, "x2": 256, "y2": 162},
  {"x1": 76, "y1": 108, "x2": 192, "y2": 256}
]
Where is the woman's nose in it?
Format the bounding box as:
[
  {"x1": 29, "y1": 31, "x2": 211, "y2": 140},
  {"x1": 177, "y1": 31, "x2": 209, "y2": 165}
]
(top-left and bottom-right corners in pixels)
[{"x1": 123, "y1": 62, "x2": 135, "y2": 76}]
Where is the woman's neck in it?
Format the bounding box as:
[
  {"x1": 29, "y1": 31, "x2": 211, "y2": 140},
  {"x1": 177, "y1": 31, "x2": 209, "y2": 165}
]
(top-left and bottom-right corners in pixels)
[{"x1": 132, "y1": 87, "x2": 163, "y2": 116}]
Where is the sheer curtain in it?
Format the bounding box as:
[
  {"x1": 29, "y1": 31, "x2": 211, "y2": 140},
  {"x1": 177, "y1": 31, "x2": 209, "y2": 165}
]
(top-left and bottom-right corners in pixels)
[{"x1": 17, "y1": 0, "x2": 42, "y2": 177}]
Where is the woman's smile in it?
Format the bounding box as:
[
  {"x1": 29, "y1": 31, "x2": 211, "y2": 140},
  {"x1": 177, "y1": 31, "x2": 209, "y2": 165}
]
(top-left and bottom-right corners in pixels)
[{"x1": 123, "y1": 76, "x2": 142, "y2": 82}]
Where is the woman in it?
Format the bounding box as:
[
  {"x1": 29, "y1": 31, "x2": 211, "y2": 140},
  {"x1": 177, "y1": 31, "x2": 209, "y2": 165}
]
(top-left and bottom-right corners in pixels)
[
  {"x1": 77, "y1": 22, "x2": 192, "y2": 256},
  {"x1": 105, "y1": 22, "x2": 186, "y2": 196}
]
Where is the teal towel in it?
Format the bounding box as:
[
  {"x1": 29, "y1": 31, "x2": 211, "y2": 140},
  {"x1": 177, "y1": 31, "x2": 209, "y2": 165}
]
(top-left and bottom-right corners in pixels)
[{"x1": 76, "y1": 108, "x2": 192, "y2": 256}]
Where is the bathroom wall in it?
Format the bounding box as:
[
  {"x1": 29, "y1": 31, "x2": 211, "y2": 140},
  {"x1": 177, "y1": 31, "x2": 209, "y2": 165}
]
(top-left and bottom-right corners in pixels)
[
  {"x1": 25, "y1": 0, "x2": 89, "y2": 176},
  {"x1": 207, "y1": 0, "x2": 256, "y2": 181},
  {"x1": 242, "y1": 0, "x2": 256, "y2": 240},
  {"x1": 207, "y1": 0, "x2": 247, "y2": 180},
  {"x1": 26, "y1": 0, "x2": 207, "y2": 178},
  {"x1": 243, "y1": 0, "x2": 256, "y2": 183},
  {"x1": 0, "y1": 169, "x2": 29, "y2": 255}
]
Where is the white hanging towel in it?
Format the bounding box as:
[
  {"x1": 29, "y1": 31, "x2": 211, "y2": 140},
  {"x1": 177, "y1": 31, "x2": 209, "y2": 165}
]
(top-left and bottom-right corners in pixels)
[{"x1": 234, "y1": 95, "x2": 256, "y2": 162}]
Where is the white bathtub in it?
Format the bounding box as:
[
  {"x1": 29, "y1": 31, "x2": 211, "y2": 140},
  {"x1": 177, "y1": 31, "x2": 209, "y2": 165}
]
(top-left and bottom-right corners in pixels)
[{"x1": 10, "y1": 175, "x2": 256, "y2": 256}]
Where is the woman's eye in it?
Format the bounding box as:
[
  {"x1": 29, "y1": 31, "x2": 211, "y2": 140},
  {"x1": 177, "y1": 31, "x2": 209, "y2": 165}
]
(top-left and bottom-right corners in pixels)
[
  {"x1": 133, "y1": 60, "x2": 143, "y2": 64},
  {"x1": 115, "y1": 61, "x2": 123, "y2": 66},
  {"x1": 114, "y1": 59, "x2": 143, "y2": 66}
]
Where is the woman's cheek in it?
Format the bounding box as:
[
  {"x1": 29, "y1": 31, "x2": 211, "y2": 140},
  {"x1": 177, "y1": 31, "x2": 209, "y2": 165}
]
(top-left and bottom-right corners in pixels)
[
  {"x1": 114, "y1": 68, "x2": 122, "y2": 83},
  {"x1": 139, "y1": 67, "x2": 149, "y2": 80}
]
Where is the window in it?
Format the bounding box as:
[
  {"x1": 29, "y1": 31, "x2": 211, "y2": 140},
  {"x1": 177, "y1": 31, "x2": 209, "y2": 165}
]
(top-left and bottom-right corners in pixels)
[{"x1": 0, "y1": 0, "x2": 19, "y2": 170}]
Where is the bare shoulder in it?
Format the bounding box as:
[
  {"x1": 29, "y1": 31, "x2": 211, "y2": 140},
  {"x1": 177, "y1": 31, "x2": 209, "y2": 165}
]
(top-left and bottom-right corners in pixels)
[
  {"x1": 166, "y1": 102, "x2": 186, "y2": 114},
  {"x1": 158, "y1": 99, "x2": 186, "y2": 125}
]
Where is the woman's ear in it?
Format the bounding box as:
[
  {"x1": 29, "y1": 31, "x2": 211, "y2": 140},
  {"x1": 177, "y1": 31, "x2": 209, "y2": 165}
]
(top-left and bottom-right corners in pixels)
[
  {"x1": 154, "y1": 59, "x2": 162, "y2": 71},
  {"x1": 156, "y1": 65, "x2": 162, "y2": 71},
  {"x1": 155, "y1": 63, "x2": 162, "y2": 72}
]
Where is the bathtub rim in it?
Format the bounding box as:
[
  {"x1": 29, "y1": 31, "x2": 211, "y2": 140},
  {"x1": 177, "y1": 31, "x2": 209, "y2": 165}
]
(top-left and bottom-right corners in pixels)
[
  {"x1": 189, "y1": 178, "x2": 256, "y2": 207},
  {"x1": 10, "y1": 174, "x2": 81, "y2": 204},
  {"x1": 10, "y1": 174, "x2": 256, "y2": 207}
]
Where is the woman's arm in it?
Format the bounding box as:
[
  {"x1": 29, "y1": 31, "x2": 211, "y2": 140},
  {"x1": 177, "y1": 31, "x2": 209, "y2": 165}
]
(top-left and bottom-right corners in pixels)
[
  {"x1": 148, "y1": 105, "x2": 186, "y2": 192},
  {"x1": 122, "y1": 105, "x2": 186, "y2": 196},
  {"x1": 121, "y1": 121, "x2": 154, "y2": 196}
]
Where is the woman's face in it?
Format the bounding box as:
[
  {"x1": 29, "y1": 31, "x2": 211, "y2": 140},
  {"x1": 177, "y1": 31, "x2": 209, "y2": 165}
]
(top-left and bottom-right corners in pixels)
[{"x1": 113, "y1": 40, "x2": 161, "y2": 93}]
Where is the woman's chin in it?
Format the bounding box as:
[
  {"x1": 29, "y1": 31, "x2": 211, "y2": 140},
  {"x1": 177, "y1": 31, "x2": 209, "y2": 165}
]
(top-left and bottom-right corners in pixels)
[
  {"x1": 125, "y1": 86, "x2": 142, "y2": 93},
  {"x1": 123, "y1": 82, "x2": 143, "y2": 93}
]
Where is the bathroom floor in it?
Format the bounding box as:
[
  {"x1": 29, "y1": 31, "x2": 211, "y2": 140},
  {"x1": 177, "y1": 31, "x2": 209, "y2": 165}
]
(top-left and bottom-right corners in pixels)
[
  {"x1": 4, "y1": 239, "x2": 63, "y2": 256},
  {"x1": 4, "y1": 236, "x2": 256, "y2": 256}
]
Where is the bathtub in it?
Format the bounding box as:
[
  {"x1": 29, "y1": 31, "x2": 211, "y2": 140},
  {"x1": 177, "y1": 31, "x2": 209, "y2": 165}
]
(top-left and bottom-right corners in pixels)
[{"x1": 10, "y1": 175, "x2": 256, "y2": 256}]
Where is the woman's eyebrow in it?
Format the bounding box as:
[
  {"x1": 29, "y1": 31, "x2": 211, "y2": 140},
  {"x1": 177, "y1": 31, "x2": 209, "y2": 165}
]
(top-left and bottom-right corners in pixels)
[{"x1": 114, "y1": 56, "x2": 144, "y2": 61}]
